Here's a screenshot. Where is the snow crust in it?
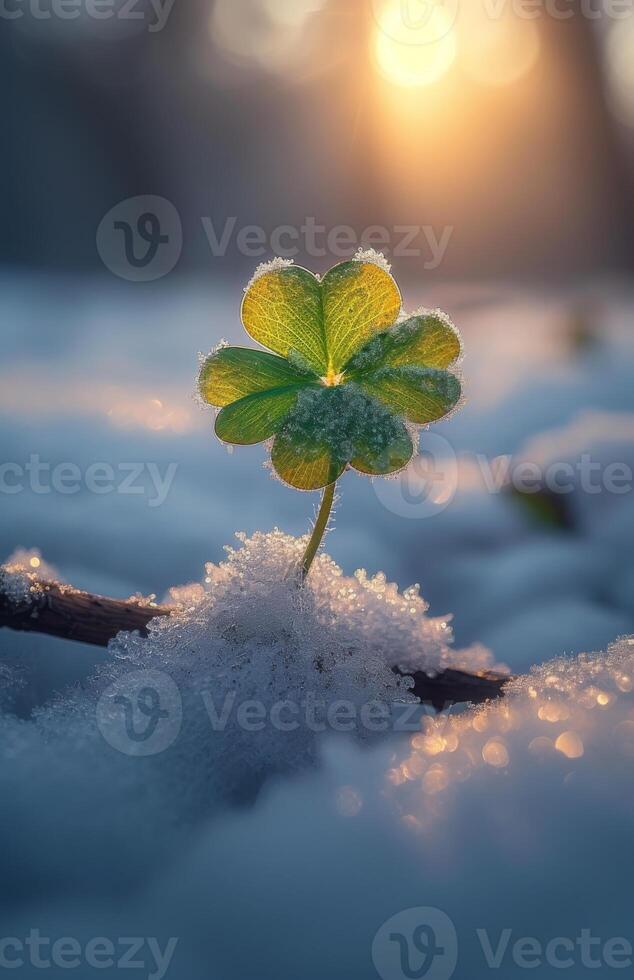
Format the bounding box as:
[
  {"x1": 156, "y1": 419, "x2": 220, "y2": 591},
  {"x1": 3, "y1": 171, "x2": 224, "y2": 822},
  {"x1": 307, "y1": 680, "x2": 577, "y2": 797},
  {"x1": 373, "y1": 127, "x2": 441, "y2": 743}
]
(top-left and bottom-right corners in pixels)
[
  {"x1": 2, "y1": 625, "x2": 634, "y2": 978},
  {"x1": 0, "y1": 565, "x2": 35, "y2": 606},
  {"x1": 0, "y1": 531, "x2": 496, "y2": 817},
  {"x1": 1, "y1": 536, "x2": 634, "y2": 978},
  {"x1": 0, "y1": 547, "x2": 56, "y2": 606},
  {"x1": 104, "y1": 529, "x2": 473, "y2": 798},
  {"x1": 390, "y1": 636, "x2": 634, "y2": 820}
]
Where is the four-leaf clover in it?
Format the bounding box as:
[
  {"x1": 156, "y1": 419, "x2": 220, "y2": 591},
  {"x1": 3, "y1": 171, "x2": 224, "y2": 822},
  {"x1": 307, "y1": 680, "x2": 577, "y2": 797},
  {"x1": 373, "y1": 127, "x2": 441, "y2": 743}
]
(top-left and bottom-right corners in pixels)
[{"x1": 199, "y1": 254, "x2": 462, "y2": 491}]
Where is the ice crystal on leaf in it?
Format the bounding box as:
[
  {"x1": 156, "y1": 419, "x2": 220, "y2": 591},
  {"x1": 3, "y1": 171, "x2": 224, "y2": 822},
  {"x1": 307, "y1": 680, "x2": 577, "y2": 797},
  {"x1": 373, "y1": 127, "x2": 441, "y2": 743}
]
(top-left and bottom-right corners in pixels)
[
  {"x1": 353, "y1": 246, "x2": 392, "y2": 273},
  {"x1": 198, "y1": 254, "x2": 462, "y2": 489},
  {"x1": 246, "y1": 256, "x2": 295, "y2": 289}
]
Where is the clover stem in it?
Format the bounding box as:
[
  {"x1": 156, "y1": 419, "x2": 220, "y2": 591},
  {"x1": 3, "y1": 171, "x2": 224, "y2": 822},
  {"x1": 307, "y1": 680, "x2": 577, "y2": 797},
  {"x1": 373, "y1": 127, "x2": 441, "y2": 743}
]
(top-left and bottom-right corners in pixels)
[{"x1": 300, "y1": 481, "x2": 337, "y2": 583}]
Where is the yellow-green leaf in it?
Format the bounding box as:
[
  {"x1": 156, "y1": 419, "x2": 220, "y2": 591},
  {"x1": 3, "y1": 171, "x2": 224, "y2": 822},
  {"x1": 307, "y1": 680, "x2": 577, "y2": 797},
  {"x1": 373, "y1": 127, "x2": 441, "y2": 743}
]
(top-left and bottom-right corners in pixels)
[
  {"x1": 271, "y1": 431, "x2": 346, "y2": 491},
  {"x1": 351, "y1": 420, "x2": 414, "y2": 475},
  {"x1": 321, "y1": 260, "x2": 401, "y2": 374},
  {"x1": 199, "y1": 346, "x2": 310, "y2": 408},
  {"x1": 345, "y1": 312, "x2": 461, "y2": 375},
  {"x1": 241, "y1": 266, "x2": 327, "y2": 375},
  {"x1": 386, "y1": 312, "x2": 461, "y2": 369},
  {"x1": 215, "y1": 387, "x2": 304, "y2": 445},
  {"x1": 359, "y1": 367, "x2": 461, "y2": 424}
]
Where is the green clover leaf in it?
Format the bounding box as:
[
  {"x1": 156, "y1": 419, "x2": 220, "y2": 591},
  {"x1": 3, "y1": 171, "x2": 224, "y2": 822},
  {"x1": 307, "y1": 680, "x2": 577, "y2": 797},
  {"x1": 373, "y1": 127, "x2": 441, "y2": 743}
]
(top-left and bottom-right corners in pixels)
[{"x1": 198, "y1": 254, "x2": 462, "y2": 492}]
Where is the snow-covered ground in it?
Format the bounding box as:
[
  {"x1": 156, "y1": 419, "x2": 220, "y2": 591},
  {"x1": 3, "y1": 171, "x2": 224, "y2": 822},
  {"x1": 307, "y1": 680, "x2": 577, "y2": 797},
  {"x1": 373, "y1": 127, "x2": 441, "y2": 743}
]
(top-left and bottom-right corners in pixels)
[
  {"x1": 1, "y1": 271, "x2": 634, "y2": 978},
  {"x1": 1, "y1": 533, "x2": 634, "y2": 979}
]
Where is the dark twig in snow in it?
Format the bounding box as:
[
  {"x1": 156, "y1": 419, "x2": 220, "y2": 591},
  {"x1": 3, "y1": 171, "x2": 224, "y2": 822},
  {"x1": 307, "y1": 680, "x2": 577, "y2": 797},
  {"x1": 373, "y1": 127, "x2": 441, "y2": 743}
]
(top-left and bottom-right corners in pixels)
[
  {"x1": 0, "y1": 571, "x2": 171, "y2": 647},
  {"x1": 0, "y1": 568, "x2": 510, "y2": 706}
]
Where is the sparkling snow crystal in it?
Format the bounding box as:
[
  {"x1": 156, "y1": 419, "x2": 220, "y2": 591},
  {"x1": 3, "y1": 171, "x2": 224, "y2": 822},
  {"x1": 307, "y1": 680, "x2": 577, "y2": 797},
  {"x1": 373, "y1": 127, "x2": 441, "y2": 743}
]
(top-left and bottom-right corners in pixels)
[
  {"x1": 246, "y1": 257, "x2": 295, "y2": 289},
  {"x1": 354, "y1": 247, "x2": 392, "y2": 274},
  {"x1": 103, "y1": 530, "x2": 474, "y2": 801},
  {"x1": 0, "y1": 546, "x2": 57, "y2": 607},
  {"x1": 0, "y1": 533, "x2": 499, "y2": 809},
  {"x1": 389, "y1": 635, "x2": 634, "y2": 827}
]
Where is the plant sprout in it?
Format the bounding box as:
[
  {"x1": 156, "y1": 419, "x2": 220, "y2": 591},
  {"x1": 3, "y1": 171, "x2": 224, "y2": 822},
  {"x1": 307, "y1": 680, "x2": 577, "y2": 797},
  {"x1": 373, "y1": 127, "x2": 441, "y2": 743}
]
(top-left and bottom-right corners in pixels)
[{"x1": 199, "y1": 251, "x2": 462, "y2": 580}]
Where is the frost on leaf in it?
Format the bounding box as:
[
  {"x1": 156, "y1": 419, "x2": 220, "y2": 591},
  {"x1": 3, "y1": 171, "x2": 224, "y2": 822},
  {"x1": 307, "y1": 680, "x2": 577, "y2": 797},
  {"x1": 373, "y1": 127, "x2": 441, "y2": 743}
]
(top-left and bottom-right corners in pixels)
[
  {"x1": 353, "y1": 247, "x2": 392, "y2": 274},
  {"x1": 246, "y1": 257, "x2": 295, "y2": 290},
  {"x1": 280, "y1": 385, "x2": 410, "y2": 468},
  {"x1": 200, "y1": 257, "x2": 461, "y2": 488}
]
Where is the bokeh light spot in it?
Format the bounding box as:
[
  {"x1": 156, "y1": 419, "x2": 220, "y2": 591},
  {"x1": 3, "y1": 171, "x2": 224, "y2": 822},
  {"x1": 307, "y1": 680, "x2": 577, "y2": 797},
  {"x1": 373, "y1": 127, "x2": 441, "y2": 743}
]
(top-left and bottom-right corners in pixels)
[
  {"x1": 459, "y1": 9, "x2": 540, "y2": 87},
  {"x1": 373, "y1": 1, "x2": 457, "y2": 88},
  {"x1": 482, "y1": 738, "x2": 509, "y2": 768},
  {"x1": 555, "y1": 731, "x2": 584, "y2": 760}
]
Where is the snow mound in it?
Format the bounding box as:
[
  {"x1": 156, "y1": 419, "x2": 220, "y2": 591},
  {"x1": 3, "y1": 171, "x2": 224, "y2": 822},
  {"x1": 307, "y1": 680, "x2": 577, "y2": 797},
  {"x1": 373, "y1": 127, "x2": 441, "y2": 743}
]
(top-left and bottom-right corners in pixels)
[
  {"x1": 105, "y1": 529, "x2": 482, "y2": 799},
  {"x1": 4, "y1": 638, "x2": 634, "y2": 976},
  {"x1": 390, "y1": 635, "x2": 634, "y2": 826},
  {"x1": 0, "y1": 530, "x2": 501, "y2": 896}
]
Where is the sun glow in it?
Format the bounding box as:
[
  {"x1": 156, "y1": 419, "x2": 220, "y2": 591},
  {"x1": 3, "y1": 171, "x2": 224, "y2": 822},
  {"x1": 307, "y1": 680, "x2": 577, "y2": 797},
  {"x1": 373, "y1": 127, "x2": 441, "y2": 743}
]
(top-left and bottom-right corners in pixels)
[
  {"x1": 459, "y1": 6, "x2": 540, "y2": 87},
  {"x1": 372, "y1": 0, "x2": 540, "y2": 89},
  {"x1": 373, "y1": 1, "x2": 457, "y2": 88}
]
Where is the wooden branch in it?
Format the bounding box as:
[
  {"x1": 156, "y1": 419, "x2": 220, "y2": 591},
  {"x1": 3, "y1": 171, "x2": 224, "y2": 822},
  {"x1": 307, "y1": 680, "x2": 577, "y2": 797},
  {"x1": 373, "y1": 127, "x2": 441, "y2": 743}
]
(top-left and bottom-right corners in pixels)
[
  {"x1": 0, "y1": 574, "x2": 509, "y2": 707},
  {"x1": 0, "y1": 577, "x2": 171, "y2": 647},
  {"x1": 399, "y1": 666, "x2": 509, "y2": 710}
]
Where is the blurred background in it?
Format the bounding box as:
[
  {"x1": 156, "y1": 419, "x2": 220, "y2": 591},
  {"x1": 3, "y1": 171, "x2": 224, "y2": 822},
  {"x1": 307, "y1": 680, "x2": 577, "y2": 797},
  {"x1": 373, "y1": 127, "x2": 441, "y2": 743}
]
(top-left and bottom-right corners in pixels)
[{"x1": 2, "y1": 0, "x2": 634, "y2": 701}]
